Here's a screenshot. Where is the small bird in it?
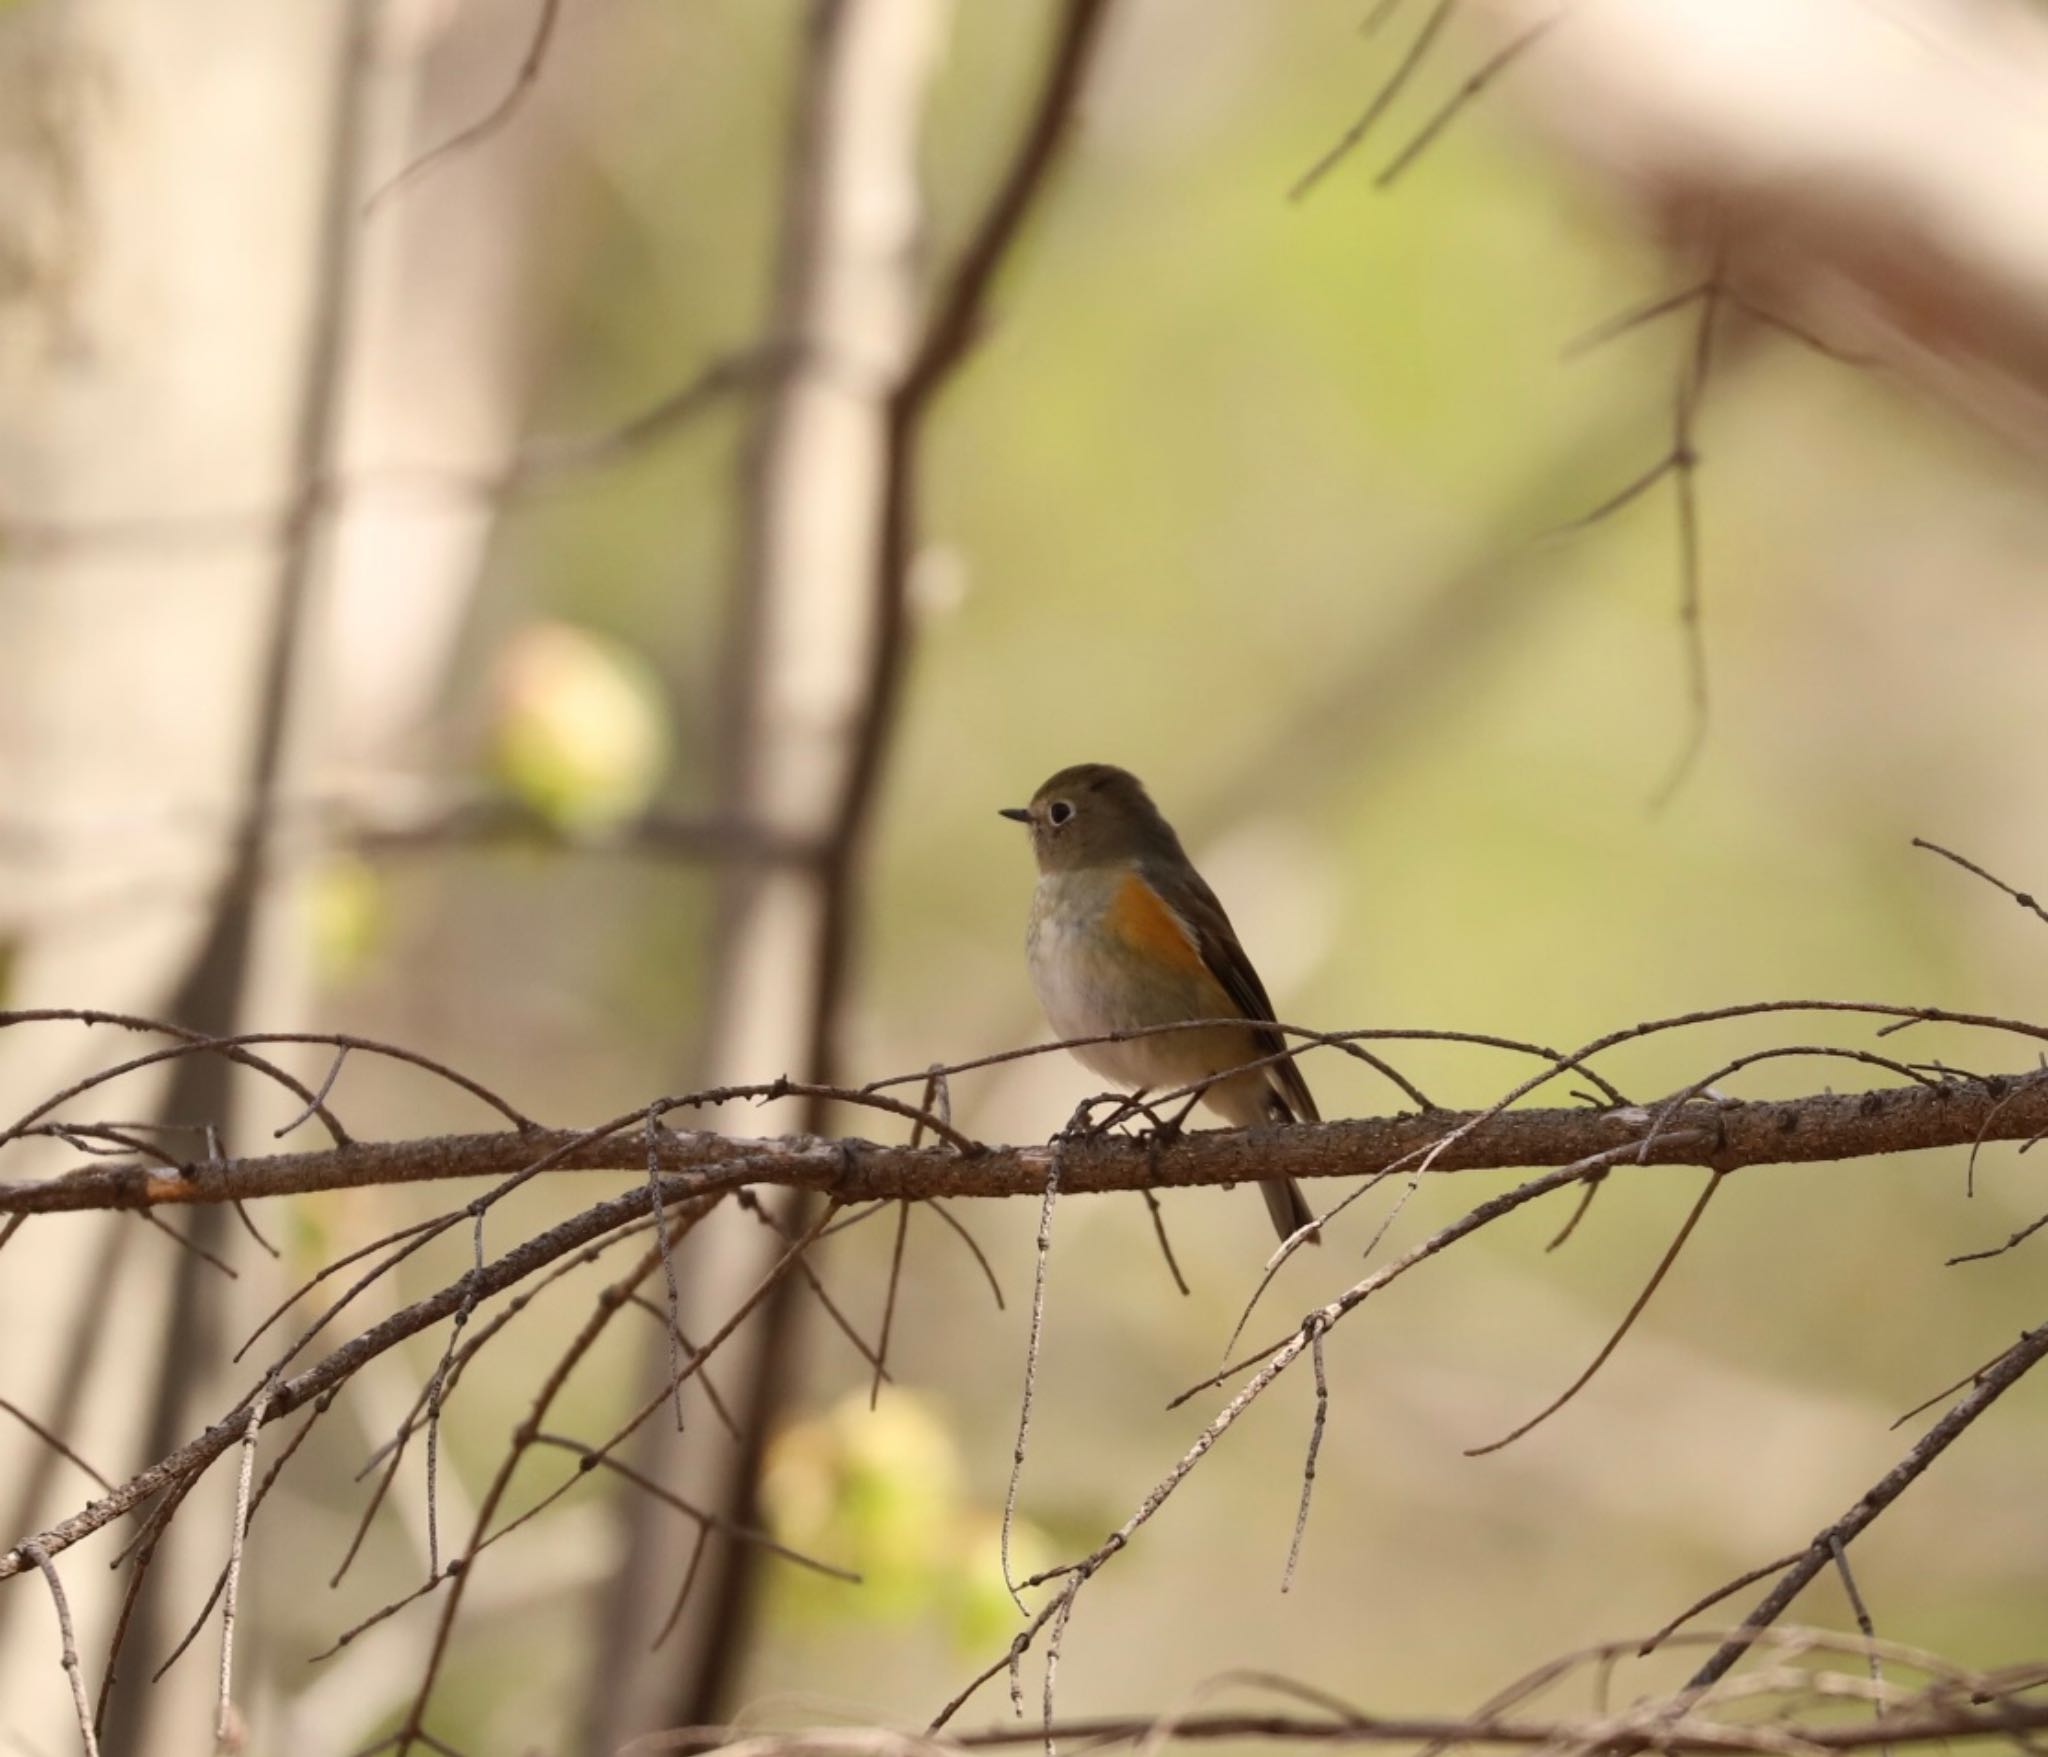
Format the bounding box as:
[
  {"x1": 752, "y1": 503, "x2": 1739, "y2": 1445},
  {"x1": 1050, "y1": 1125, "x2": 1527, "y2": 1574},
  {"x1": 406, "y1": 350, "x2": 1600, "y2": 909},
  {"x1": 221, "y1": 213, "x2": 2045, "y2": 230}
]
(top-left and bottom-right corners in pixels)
[{"x1": 1001, "y1": 763, "x2": 1320, "y2": 1243}]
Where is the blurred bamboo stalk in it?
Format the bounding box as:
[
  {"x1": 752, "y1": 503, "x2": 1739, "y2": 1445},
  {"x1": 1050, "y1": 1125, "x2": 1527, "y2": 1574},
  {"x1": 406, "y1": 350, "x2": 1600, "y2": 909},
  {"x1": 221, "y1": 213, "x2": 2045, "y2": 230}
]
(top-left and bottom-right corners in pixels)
[
  {"x1": 0, "y1": 1, "x2": 378, "y2": 1749},
  {"x1": 585, "y1": 1, "x2": 949, "y2": 1746},
  {"x1": 99, "y1": 5, "x2": 378, "y2": 1751}
]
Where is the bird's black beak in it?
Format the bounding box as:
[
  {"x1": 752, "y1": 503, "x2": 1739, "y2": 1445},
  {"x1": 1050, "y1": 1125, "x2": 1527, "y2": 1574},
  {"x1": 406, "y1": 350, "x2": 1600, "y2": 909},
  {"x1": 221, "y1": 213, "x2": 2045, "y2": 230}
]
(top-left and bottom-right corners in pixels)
[{"x1": 998, "y1": 806, "x2": 1031, "y2": 823}]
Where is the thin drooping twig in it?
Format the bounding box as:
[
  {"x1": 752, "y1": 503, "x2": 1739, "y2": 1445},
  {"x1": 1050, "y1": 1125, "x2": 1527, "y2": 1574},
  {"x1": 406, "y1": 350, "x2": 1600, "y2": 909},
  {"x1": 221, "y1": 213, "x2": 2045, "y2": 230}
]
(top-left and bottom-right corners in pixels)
[
  {"x1": 0, "y1": 1171, "x2": 768, "y2": 1585},
  {"x1": 650, "y1": 1525, "x2": 714, "y2": 1651},
  {"x1": 1648, "y1": 267, "x2": 1724, "y2": 810},
  {"x1": 734, "y1": 1188, "x2": 893, "y2": 1381},
  {"x1": 928, "y1": 1200, "x2": 1007, "y2": 1310},
  {"x1": 1289, "y1": 0, "x2": 1456, "y2": 200},
  {"x1": 0, "y1": 1010, "x2": 352, "y2": 1147},
  {"x1": 1685, "y1": 1315, "x2": 2048, "y2": 1688},
  {"x1": 871, "y1": 1201, "x2": 912, "y2": 1411},
  {"x1": 95, "y1": 1473, "x2": 205, "y2": 1734},
  {"x1": 938, "y1": 1141, "x2": 1703, "y2": 1733},
  {"x1": 382, "y1": 1218, "x2": 718, "y2": 1756},
  {"x1": 527, "y1": 1435, "x2": 858, "y2": 1580},
  {"x1": 1543, "y1": 1171, "x2": 1605, "y2": 1250},
  {"x1": 1463, "y1": 1170, "x2": 1724, "y2": 1456},
  {"x1": 366, "y1": 0, "x2": 563, "y2": 211},
  {"x1": 392, "y1": 1199, "x2": 835, "y2": 1752},
  {"x1": 1889, "y1": 1332, "x2": 2032, "y2": 1429},
  {"x1": 20, "y1": 1542, "x2": 100, "y2": 1757},
  {"x1": 651, "y1": 1109, "x2": 687, "y2": 1431},
  {"x1": 1003, "y1": 1147, "x2": 1063, "y2": 1613},
  {"x1": 1831, "y1": 1538, "x2": 1892, "y2": 1757},
  {"x1": 1140, "y1": 1188, "x2": 1192, "y2": 1297},
  {"x1": 1376, "y1": 12, "x2": 1560, "y2": 188},
  {"x1": 1946, "y1": 1200, "x2": 2048, "y2": 1265},
  {"x1": 421, "y1": 1215, "x2": 490, "y2": 1578},
  {"x1": 0, "y1": 1398, "x2": 113, "y2": 1494},
  {"x1": 150, "y1": 1401, "x2": 332, "y2": 1689},
  {"x1": 1281, "y1": 1321, "x2": 1330, "y2": 1594},
  {"x1": 1911, "y1": 838, "x2": 2048, "y2": 929},
  {"x1": 1636, "y1": 1553, "x2": 1807, "y2": 1656},
  {"x1": 1562, "y1": 283, "x2": 1713, "y2": 359},
  {"x1": 215, "y1": 1383, "x2": 275, "y2": 1748},
  {"x1": 273, "y1": 1044, "x2": 350, "y2": 1140},
  {"x1": 1170, "y1": 1139, "x2": 1676, "y2": 1416}
]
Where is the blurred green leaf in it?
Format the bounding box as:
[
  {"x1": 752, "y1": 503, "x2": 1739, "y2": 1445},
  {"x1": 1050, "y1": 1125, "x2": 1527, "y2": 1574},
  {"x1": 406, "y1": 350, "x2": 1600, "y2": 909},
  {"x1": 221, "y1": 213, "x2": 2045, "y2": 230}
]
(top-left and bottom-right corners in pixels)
[
  {"x1": 304, "y1": 854, "x2": 389, "y2": 986},
  {"x1": 488, "y1": 620, "x2": 672, "y2": 831}
]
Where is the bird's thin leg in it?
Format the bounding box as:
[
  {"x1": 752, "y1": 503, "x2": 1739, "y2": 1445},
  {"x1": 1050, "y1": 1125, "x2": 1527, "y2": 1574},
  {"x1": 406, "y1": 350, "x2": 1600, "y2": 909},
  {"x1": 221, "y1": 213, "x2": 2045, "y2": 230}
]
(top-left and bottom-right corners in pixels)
[{"x1": 1147, "y1": 1086, "x2": 1208, "y2": 1142}]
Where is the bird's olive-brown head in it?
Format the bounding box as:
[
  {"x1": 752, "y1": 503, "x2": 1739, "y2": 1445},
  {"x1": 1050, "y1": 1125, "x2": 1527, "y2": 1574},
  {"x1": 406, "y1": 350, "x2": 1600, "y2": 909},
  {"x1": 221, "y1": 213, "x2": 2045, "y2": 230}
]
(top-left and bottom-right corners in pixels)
[{"x1": 999, "y1": 763, "x2": 1189, "y2": 874}]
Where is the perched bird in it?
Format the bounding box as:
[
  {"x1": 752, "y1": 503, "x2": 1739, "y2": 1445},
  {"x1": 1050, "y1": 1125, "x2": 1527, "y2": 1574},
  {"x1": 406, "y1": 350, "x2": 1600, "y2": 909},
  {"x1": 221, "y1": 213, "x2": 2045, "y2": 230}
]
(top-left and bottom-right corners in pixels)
[{"x1": 1001, "y1": 762, "x2": 1320, "y2": 1243}]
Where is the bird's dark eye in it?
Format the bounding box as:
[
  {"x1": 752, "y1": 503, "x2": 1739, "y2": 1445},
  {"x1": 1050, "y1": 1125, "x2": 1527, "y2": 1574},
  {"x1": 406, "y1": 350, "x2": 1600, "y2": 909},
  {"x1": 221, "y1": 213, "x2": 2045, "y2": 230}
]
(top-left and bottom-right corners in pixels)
[{"x1": 1047, "y1": 800, "x2": 1074, "y2": 827}]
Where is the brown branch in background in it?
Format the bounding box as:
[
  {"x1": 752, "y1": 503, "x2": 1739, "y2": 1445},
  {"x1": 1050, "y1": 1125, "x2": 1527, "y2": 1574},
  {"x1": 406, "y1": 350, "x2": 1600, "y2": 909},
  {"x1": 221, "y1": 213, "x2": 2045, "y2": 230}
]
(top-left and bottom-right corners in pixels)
[
  {"x1": 366, "y1": 0, "x2": 563, "y2": 212},
  {"x1": 1289, "y1": 0, "x2": 1455, "y2": 200},
  {"x1": 0, "y1": 346, "x2": 779, "y2": 565},
  {"x1": 1675, "y1": 1315, "x2": 2048, "y2": 1686},
  {"x1": 1911, "y1": 838, "x2": 2048, "y2": 930},
  {"x1": 1376, "y1": 12, "x2": 1559, "y2": 189}
]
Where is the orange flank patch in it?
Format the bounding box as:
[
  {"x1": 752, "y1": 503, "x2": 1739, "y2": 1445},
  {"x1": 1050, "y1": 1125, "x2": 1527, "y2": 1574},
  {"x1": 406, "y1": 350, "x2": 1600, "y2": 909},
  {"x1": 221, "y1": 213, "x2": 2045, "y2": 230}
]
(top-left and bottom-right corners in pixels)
[{"x1": 1108, "y1": 871, "x2": 1211, "y2": 979}]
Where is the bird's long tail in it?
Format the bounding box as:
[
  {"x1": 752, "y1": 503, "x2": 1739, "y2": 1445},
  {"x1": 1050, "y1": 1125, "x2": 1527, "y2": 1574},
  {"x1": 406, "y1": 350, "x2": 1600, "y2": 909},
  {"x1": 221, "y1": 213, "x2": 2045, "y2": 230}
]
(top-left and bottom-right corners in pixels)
[{"x1": 1260, "y1": 1174, "x2": 1320, "y2": 1245}]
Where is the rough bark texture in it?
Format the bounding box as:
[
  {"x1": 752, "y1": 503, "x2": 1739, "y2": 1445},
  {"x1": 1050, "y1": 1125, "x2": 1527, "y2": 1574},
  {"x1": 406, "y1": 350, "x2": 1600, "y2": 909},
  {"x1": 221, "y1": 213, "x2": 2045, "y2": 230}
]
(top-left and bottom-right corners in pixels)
[{"x1": 8, "y1": 1072, "x2": 2044, "y2": 1215}]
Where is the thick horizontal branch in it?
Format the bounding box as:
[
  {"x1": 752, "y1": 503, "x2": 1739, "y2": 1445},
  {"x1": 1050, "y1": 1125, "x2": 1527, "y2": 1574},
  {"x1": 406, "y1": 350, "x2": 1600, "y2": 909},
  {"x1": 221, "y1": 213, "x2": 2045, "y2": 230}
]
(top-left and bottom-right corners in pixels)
[
  {"x1": 636, "y1": 1696, "x2": 2048, "y2": 1757},
  {"x1": 7, "y1": 1073, "x2": 2047, "y2": 1216}
]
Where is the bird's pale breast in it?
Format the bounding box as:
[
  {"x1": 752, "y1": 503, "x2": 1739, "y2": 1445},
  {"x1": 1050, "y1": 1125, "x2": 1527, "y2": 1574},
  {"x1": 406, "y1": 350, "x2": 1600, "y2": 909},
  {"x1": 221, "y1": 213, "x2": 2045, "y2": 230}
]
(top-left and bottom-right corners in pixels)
[{"x1": 1026, "y1": 866, "x2": 1255, "y2": 1092}]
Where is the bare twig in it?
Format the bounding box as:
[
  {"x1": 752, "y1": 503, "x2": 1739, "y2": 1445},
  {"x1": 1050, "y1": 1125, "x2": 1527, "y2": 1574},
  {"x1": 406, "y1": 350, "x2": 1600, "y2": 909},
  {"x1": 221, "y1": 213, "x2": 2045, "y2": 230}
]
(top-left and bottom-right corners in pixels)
[
  {"x1": 1289, "y1": 0, "x2": 1456, "y2": 200},
  {"x1": 1464, "y1": 1170, "x2": 1723, "y2": 1455},
  {"x1": 1140, "y1": 1188, "x2": 1192, "y2": 1298},
  {"x1": 871, "y1": 1201, "x2": 912, "y2": 1411},
  {"x1": 1912, "y1": 839, "x2": 2048, "y2": 929},
  {"x1": 0, "y1": 1398, "x2": 113, "y2": 1494},
  {"x1": 1003, "y1": 1147, "x2": 1063, "y2": 1612},
  {"x1": 1281, "y1": 1321, "x2": 1330, "y2": 1594},
  {"x1": 20, "y1": 1543, "x2": 99, "y2": 1757},
  {"x1": 1685, "y1": 1316, "x2": 2048, "y2": 1687},
  {"x1": 1376, "y1": 12, "x2": 1560, "y2": 188},
  {"x1": 367, "y1": 0, "x2": 562, "y2": 212},
  {"x1": 1831, "y1": 1538, "x2": 1892, "y2": 1757},
  {"x1": 214, "y1": 1384, "x2": 274, "y2": 1748}
]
